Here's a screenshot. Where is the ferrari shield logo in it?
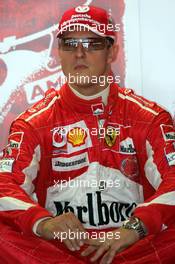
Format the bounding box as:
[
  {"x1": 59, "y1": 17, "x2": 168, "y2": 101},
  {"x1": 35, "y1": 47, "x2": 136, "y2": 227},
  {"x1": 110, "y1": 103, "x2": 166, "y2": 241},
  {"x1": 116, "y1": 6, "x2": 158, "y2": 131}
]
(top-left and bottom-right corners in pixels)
[{"x1": 105, "y1": 126, "x2": 120, "y2": 147}]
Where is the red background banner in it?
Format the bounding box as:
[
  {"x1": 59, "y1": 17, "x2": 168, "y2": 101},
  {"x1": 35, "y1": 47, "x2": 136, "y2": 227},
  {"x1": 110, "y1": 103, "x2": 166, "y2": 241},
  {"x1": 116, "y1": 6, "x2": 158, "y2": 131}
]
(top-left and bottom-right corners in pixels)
[{"x1": 0, "y1": 0, "x2": 125, "y2": 150}]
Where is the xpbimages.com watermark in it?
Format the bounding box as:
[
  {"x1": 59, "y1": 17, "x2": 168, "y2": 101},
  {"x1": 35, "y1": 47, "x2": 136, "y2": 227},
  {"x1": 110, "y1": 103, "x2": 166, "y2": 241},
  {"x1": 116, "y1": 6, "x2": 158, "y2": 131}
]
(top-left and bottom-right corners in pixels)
[
  {"x1": 59, "y1": 73, "x2": 121, "y2": 87},
  {"x1": 53, "y1": 229, "x2": 120, "y2": 243},
  {"x1": 60, "y1": 21, "x2": 121, "y2": 35},
  {"x1": 53, "y1": 126, "x2": 120, "y2": 140},
  {"x1": 53, "y1": 178, "x2": 121, "y2": 190}
]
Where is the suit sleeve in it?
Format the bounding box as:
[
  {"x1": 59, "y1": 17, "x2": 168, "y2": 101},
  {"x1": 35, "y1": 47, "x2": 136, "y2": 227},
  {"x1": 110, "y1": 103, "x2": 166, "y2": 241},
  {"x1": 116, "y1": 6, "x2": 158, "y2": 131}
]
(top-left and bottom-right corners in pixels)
[
  {"x1": 133, "y1": 111, "x2": 175, "y2": 235},
  {"x1": 0, "y1": 119, "x2": 52, "y2": 235}
]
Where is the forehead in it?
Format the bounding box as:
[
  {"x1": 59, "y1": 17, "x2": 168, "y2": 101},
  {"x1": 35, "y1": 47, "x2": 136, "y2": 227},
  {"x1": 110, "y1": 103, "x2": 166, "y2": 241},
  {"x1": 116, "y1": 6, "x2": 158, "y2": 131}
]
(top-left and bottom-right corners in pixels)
[{"x1": 61, "y1": 28, "x2": 101, "y2": 38}]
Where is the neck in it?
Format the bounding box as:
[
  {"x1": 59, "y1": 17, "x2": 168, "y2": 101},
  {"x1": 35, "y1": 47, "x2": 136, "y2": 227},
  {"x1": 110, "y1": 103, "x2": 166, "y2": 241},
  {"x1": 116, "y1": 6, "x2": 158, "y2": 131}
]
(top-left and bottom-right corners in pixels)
[
  {"x1": 67, "y1": 69, "x2": 112, "y2": 96},
  {"x1": 69, "y1": 83, "x2": 110, "y2": 105},
  {"x1": 69, "y1": 82, "x2": 109, "y2": 96}
]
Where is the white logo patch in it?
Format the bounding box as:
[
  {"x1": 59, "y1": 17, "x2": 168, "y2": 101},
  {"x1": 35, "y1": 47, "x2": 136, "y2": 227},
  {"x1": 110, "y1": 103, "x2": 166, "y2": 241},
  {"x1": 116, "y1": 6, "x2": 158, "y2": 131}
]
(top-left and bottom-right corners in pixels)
[
  {"x1": 52, "y1": 152, "x2": 89, "y2": 172},
  {"x1": 160, "y1": 124, "x2": 175, "y2": 141},
  {"x1": 75, "y1": 6, "x2": 90, "y2": 13},
  {"x1": 119, "y1": 137, "x2": 136, "y2": 154},
  {"x1": 52, "y1": 121, "x2": 92, "y2": 154},
  {"x1": 166, "y1": 152, "x2": 175, "y2": 166},
  {"x1": 0, "y1": 158, "x2": 15, "y2": 173},
  {"x1": 52, "y1": 127, "x2": 67, "y2": 148},
  {"x1": 5, "y1": 132, "x2": 24, "y2": 159}
]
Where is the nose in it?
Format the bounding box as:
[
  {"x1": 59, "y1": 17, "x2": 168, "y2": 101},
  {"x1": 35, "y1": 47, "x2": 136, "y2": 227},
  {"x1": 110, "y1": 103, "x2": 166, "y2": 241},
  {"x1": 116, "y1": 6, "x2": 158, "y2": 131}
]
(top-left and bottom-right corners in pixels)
[{"x1": 75, "y1": 43, "x2": 86, "y2": 58}]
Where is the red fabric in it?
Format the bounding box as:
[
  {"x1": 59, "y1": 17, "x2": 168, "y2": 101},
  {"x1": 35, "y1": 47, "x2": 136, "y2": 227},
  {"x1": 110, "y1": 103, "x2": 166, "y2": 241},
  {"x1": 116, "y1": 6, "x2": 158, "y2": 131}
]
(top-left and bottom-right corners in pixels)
[
  {"x1": 1, "y1": 84, "x2": 175, "y2": 236},
  {"x1": 0, "y1": 1, "x2": 125, "y2": 152},
  {"x1": 57, "y1": 5, "x2": 117, "y2": 39},
  {"x1": 0, "y1": 222, "x2": 175, "y2": 263}
]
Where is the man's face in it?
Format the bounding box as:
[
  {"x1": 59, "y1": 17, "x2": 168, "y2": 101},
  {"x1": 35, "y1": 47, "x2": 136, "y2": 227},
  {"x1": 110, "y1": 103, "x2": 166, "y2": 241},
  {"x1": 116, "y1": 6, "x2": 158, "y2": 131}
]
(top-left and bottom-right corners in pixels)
[{"x1": 58, "y1": 29, "x2": 117, "y2": 88}]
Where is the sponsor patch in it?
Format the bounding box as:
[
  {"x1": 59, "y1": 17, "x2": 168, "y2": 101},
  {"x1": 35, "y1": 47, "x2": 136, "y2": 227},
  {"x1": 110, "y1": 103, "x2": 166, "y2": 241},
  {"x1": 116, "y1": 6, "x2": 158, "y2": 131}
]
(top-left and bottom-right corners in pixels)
[
  {"x1": 51, "y1": 121, "x2": 92, "y2": 154},
  {"x1": 121, "y1": 157, "x2": 139, "y2": 179},
  {"x1": 166, "y1": 152, "x2": 175, "y2": 166},
  {"x1": 161, "y1": 124, "x2": 175, "y2": 141},
  {"x1": 53, "y1": 191, "x2": 137, "y2": 227},
  {"x1": 164, "y1": 143, "x2": 175, "y2": 166},
  {"x1": 91, "y1": 103, "x2": 104, "y2": 116},
  {"x1": 0, "y1": 158, "x2": 15, "y2": 172},
  {"x1": 67, "y1": 127, "x2": 87, "y2": 147},
  {"x1": 52, "y1": 127, "x2": 67, "y2": 149},
  {"x1": 4, "y1": 132, "x2": 24, "y2": 159},
  {"x1": 119, "y1": 137, "x2": 136, "y2": 154},
  {"x1": 52, "y1": 152, "x2": 89, "y2": 171},
  {"x1": 105, "y1": 126, "x2": 120, "y2": 147}
]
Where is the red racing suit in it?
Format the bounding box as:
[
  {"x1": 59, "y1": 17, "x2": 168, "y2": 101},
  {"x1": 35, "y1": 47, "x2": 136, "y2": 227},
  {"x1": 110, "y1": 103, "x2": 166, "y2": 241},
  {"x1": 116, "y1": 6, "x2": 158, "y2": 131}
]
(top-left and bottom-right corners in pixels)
[{"x1": 0, "y1": 82, "x2": 175, "y2": 263}]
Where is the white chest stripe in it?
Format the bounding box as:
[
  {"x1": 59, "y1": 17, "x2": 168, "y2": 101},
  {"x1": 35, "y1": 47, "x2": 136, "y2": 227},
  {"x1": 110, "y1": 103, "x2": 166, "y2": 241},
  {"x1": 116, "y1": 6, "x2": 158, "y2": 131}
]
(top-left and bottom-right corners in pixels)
[
  {"x1": 118, "y1": 93, "x2": 159, "y2": 115},
  {"x1": 21, "y1": 145, "x2": 41, "y2": 200},
  {"x1": 137, "y1": 191, "x2": 175, "y2": 207},
  {"x1": 25, "y1": 96, "x2": 59, "y2": 122},
  {"x1": 0, "y1": 197, "x2": 35, "y2": 211},
  {"x1": 144, "y1": 140, "x2": 162, "y2": 190}
]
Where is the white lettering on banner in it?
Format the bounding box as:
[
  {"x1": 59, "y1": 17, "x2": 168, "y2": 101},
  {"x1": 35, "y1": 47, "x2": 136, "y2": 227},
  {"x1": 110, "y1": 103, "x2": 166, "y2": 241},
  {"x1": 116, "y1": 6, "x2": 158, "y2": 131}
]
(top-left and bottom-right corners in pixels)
[
  {"x1": 52, "y1": 152, "x2": 89, "y2": 172},
  {"x1": 0, "y1": 158, "x2": 15, "y2": 173},
  {"x1": 24, "y1": 71, "x2": 64, "y2": 104}
]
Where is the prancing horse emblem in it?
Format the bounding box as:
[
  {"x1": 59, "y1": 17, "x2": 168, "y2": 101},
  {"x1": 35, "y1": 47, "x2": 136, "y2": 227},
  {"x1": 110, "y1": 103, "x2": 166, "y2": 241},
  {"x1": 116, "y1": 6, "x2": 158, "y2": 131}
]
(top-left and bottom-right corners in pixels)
[{"x1": 105, "y1": 126, "x2": 120, "y2": 147}]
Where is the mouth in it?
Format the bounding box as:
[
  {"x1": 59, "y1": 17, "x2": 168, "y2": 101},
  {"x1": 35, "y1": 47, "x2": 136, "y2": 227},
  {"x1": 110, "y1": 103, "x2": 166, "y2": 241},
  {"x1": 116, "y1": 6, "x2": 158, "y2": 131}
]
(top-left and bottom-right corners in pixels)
[{"x1": 74, "y1": 64, "x2": 88, "y2": 70}]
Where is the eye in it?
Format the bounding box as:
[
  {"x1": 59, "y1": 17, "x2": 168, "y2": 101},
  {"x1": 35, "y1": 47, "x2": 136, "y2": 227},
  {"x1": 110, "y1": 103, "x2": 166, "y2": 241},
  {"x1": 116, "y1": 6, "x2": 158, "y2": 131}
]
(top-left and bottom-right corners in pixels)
[
  {"x1": 84, "y1": 39, "x2": 106, "y2": 50},
  {"x1": 59, "y1": 38, "x2": 107, "y2": 51},
  {"x1": 81, "y1": 42, "x2": 89, "y2": 49},
  {"x1": 64, "y1": 39, "x2": 77, "y2": 47}
]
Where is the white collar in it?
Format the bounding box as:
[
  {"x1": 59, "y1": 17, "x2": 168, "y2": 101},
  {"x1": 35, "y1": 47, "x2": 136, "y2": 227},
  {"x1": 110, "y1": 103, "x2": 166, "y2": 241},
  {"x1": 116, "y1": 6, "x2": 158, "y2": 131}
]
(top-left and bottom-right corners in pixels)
[{"x1": 69, "y1": 85, "x2": 110, "y2": 106}]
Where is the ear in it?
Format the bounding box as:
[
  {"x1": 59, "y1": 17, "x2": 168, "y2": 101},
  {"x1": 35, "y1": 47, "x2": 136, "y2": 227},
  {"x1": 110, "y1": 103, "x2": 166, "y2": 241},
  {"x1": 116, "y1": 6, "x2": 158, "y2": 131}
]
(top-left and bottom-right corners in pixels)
[{"x1": 107, "y1": 44, "x2": 119, "y2": 64}]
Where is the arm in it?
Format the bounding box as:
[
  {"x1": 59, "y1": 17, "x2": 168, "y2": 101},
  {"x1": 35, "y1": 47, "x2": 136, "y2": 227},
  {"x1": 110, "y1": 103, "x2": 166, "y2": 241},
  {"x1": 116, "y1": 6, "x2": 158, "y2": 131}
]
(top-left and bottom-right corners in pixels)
[
  {"x1": 0, "y1": 119, "x2": 87, "y2": 251},
  {"x1": 133, "y1": 111, "x2": 175, "y2": 234},
  {"x1": 81, "y1": 111, "x2": 175, "y2": 263},
  {"x1": 0, "y1": 119, "x2": 52, "y2": 235}
]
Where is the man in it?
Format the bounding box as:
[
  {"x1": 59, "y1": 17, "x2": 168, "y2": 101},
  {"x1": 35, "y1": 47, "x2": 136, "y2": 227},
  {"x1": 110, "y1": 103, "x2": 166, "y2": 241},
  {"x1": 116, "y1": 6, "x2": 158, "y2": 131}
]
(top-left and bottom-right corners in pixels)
[{"x1": 0, "y1": 5, "x2": 175, "y2": 264}]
